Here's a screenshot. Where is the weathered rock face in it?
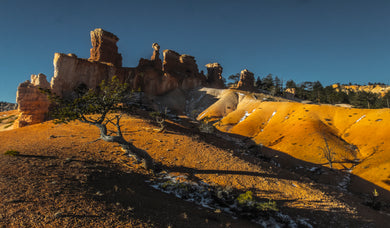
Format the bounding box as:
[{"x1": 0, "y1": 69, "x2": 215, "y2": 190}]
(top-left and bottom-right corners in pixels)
[
  {"x1": 15, "y1": 28, "x2": 222, "y2": 127},
  {"x1": 15, "y1": 74, "x2": 51, "y2": 127},
  {"x1": 236, "y1": 69, "x2": 255, "y2": 91},
  {"x1": 162, "y1": 49, "x2": 204, "y2": 90},
  {"x1": 51, "y1": 53, "x2": 115, "y2": 97},
  {"x1": 205, "y1": 63, "x2": 225, "y2": 89},
  {"x1": 89, "y1": 28, "x2": 122, "y2": 67}
]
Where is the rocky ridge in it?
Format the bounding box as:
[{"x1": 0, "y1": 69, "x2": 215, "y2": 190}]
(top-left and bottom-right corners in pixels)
[
  {"x1": 15, "y1": 28, "x2": 226, "y2": 128},
  {"x1": 0, "y1": 102, "x2": 17, "y2": 112}
]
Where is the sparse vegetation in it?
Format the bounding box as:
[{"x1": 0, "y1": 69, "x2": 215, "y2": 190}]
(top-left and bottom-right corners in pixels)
[
  {"x1": 367, "y1": 189, "x2": 381, "y2": 210},
  {"x1": 198, "y1": 116, "x2": 214, "y2": 133},
  {"x1": 4, "y1": 150, "x2": 20, "y2": 156},
  {"x1": 0, "y1": 114, "x2": 17, "y2": 128},
  {"x1": 41, "y1": 76, "x2": 155, "y2": 170},
  {"x1": 149, "y1": 107, "x2": 167, "y2": 133},
  {"x1": 236, "y1": 191, "x2": 278, "y2": 212}
]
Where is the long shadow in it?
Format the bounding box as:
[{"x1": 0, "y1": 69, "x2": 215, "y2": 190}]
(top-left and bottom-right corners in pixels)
[
  {"x1": 80, "y1": 160, "x2": 379, "y2": 227},
  {"x1": 150, "y1": 113, "x2": 390, "y2": 207},
  {"x1": 18, "y1": 154, "x2": 58, "y2": 159}
]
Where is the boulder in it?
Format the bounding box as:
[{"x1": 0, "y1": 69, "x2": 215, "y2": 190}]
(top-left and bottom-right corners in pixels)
[
  {"x1": 236, "y1": 69, "x2": 255, "y2": 91},
  {"x1": 15, "y1": 74, "x2": 51, "y2": 127}
]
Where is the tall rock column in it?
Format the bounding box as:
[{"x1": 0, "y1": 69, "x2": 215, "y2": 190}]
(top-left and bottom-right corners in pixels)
[
  {"x1": 205, "y1": 63, "x2": 225, "y2": 89},
  {"x1": 236, "y1": 69, "x2": 255, "y2": 91},
  {"x1": 151, "y1": 43, "x2": 162, "y2": 70},
  {"x1": 89, "y1": 28, "x2": 122, "y2": 67},
  {"x1": 15, "y1": 74, "x2": 51, "y2": 127}
]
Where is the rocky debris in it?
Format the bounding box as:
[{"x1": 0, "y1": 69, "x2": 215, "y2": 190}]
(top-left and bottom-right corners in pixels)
[
  {"x1": 88, "y1": 28, "x2": 122, "y2": 67},
  {"x1": 0, "y1": 102, "x2": 17, "y2": 112},
  {"x1": 205, "y1": 63, "x2": 225, "y2": 89},
  {"x1": 236, "y1": 69, "x2": 255, "y2": 91},
  {"x1": 15, "y1": 74, "x2": 51, "y2": 127}
]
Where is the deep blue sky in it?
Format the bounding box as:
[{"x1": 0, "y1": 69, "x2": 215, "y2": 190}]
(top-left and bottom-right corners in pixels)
[{"x1": 1, "y1": 0, "x2": 390, "y2": 102}]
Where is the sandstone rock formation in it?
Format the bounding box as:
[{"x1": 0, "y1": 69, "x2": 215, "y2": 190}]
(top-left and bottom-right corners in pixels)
[
  {"x1": 16, "y1": 28, "x2": 217, "y2": 127},
  {"x1": 51, "y1": 53, "x2": 135, "y2": 97},
  {"x1": 162, "y1": 50, "x2": 205, "y2": 90},
  {"x1": 205, "y1": 63, "x2": 225, "y2": 89},
  {"x1": 151, "y1": 43, "x2": 162, "y2": 70},
  {"x1": 236, "y1": 69, "x2": 255, "y2": 91},
  {"x1": 89, "y1": 28, "x2": 122, "y2": 67},
  {"x1": 15, "y1": 74, "x2": 51, "y2": 127}
]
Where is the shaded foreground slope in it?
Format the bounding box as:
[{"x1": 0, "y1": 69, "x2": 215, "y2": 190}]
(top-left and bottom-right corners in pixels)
[
  {"x1": 1, "y1": 111, "x2": 389, "y2": 227},
  {"x1": 198, "y1": 90, "x2": 390, "y2": 192}
]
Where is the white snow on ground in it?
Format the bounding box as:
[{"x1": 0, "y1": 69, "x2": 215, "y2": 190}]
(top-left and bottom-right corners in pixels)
[
  {"x1": 198, "y1": 111, "x2": 206, "y2": 119},
  {"x1": 148, "y1": 173, "x2": 312, "y2": 227},
  {"x1": 338, "y1": 173, "x2": 351, "y2": 191},
  {"x1": 264, "y1": 111, "x2": 277, "y2": 125},
  {"x1": 355, "y1": 115, "x2": 366, "y2": 124},
  {"x1": 238, "y1": 109, "x2": 256, "y2": 123}
]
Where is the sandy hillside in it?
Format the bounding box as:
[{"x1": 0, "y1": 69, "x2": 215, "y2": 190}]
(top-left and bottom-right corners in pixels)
[
  {"x1": 198, "y1": 90, "x2": 390, "y2": 192},
  {"x1": 1, "y1": 110, "x2": 389, "y2": 227},
  {"x1": 0, "y1": 110, "x2": 17, "y2": 132}
]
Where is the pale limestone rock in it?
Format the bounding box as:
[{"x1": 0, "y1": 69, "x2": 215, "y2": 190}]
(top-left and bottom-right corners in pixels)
[{"x1": 15, "y1": 74, "x2": 51, "y2": 127}]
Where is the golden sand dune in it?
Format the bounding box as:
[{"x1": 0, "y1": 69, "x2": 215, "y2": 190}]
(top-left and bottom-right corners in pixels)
[{"x1": 198, "y1": 90, "x2": 390, "y2": 191}]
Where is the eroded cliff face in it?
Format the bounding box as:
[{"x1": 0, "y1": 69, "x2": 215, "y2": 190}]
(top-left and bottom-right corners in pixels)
[
  {"x1": 15, "y1": 74, "x2": 51, "y2": 127},
  {"x1": 16, "y1": 28, "x2": 220, "y2": 127}
]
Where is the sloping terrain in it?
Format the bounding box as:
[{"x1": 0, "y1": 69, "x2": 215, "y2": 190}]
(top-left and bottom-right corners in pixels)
[
  {"x1": 198, "y1": 90, "x2": 390, "y2": 192},
  {"x1": 0, "y1": 110, "x2": 17, "y2": 132},
  {"x1": 1, "y1": 110, "x2": 389, "y2": 227}
]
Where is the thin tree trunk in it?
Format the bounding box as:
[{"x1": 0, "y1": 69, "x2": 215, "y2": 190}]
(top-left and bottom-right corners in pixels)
[{"x1": 94, "y1": 123, "x2": 154, "y2": 170}]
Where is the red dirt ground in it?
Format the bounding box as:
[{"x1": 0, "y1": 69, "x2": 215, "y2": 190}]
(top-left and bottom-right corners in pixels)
[{"x1": 0, "y1": 110, "x2": 389, "y2": 227}]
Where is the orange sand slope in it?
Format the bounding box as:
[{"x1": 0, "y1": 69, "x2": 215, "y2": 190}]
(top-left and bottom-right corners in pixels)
[{"x1": 198, "y1": 90, "x2": 390, "y2": 191}]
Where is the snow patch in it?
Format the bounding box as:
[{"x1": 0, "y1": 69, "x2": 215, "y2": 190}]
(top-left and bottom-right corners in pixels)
[
  {"x1": 238, "y1": 109, "x2": 256, "y2": 123},
  {"x1": 265, "y1": 111, "x2": 277, "y2": 125},
  {"x1": 198, "y1": 111, "x2": 206, "y2": 119},
  {"x1": 355, "y1": 115, "x2": 366, "y2": 124}
]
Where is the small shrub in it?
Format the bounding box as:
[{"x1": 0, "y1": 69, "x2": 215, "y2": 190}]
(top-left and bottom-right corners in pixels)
[
  {"x1": 237, "y1": 191, "x2": 254, "y2": 205},
  {"x1": 199, "y1": 116, "x2": 214, "y2": 133},
  {"x1": 149, "y1": 108, "x2": 167, "y2": 133},
  {"x1": 256, "y1": 200, "x2": 278, "y2": 211},
  {"x1": 236, "y1": 191, "x2": 278, "y2": 211},
  {"x1": 4, "y1": 150, "x2": 20, "y2": 156},
  {"x1": 369, "y1": 188, "x2": 381, "y2": 210}
]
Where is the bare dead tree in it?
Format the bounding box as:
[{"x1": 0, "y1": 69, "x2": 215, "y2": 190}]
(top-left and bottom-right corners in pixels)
[
  {"x1": 318, "y1": 136, "x2": 335, "y2": 168},
  {"x1": 41, "y1": 76, "x2": 154, "y2": 170},
  {"x1": 149, "y1": 107, "x2": 167, "y2": 133}
]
